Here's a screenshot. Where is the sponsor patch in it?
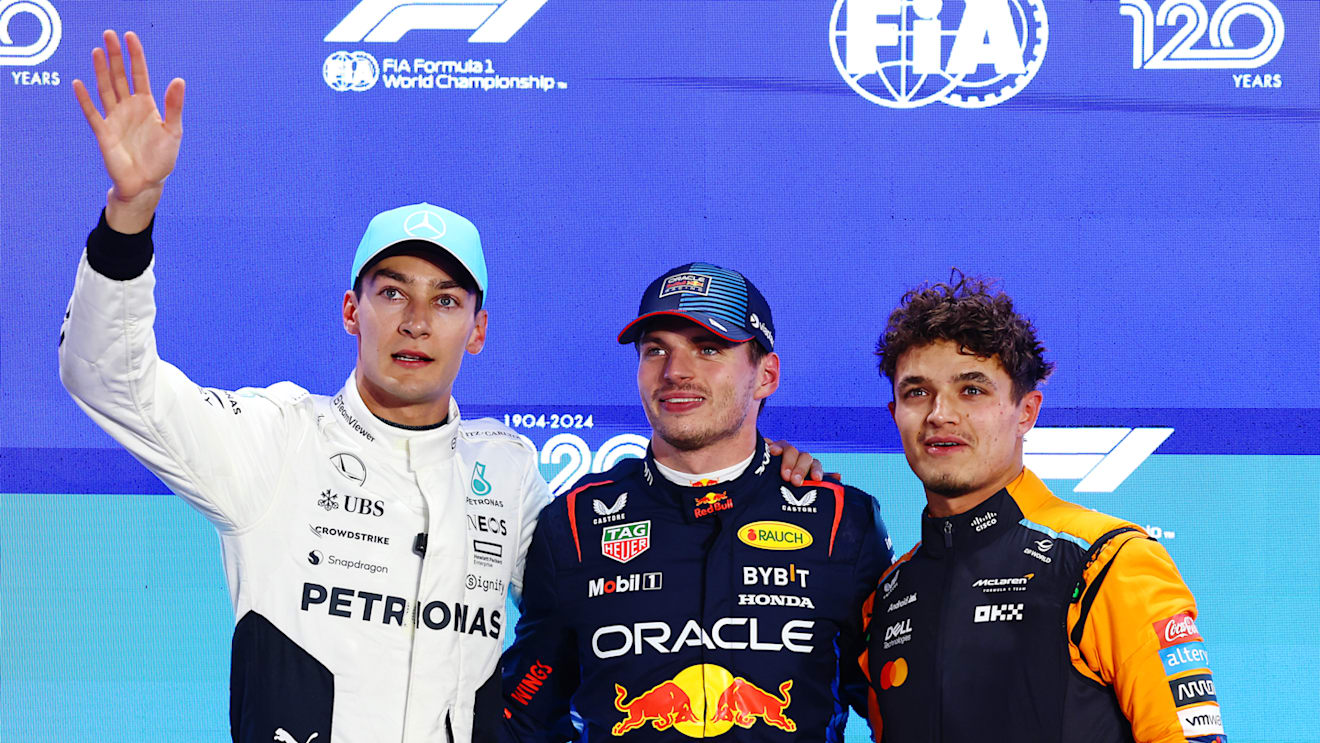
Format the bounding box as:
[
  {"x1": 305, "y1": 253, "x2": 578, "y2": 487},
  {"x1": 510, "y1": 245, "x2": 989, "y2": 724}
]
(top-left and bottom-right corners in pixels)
[
  {"x1": 738, "y1": 521, "x2": 812, "y2": 551},
  {"x1": 738, "y1": 593, "x2": 816, "y2": 609},
  {"x1": 780, "y1": 486, "x2": 818, "y2": 513},
  {"x1": 588, "y1": 572, "x2": 663, "y2": 597},
  {"x1": 879, "y1": 658, "x2": 908, "y2": 690},
  {"x1": 1177, "y1": 704, "x2": 1225, "y2": 737},
  {"x1": 602, "y1": 521, "x2": 652, "y2": 563},
  {"x1": 472, "y1": 539, "x2": 504, "y2": 568},
  {"x1": 1155, "y1": 612, "x2": 1204, "y2": 649},
  {"x1": 1160, "y1": 640, "x2": 1211, "y2": 675},
  {"x1": 1169, "y1": 673, "x2": 1218, "y2": 708},
  {"x1": 971, "y1": 511, "x2": 997, "y2": 532},
  {"x1": 972, "y1": 574, "x2": 1034, "y2": 593},
  {"x1": 742, "y1": 565, "x2": 810, "y2": 588},
  {"x1": 887, "y1": 593, "x2": 916, "y2": 613},
  {"x1": 973, "y1": 603, "x2": 1024, "y2": 623},
  {"x1": 693, "y1": 491, "x2": 733, "y2": 519},
  {"x1": 592, "y1": 493, "x2": 628, "y2": 525},
  {"x1": 659, "y1": 273, "x2": 711, "y2": 297},
  {"x1": 882, "y1": 618, "x2": 913, "y2": 649}
]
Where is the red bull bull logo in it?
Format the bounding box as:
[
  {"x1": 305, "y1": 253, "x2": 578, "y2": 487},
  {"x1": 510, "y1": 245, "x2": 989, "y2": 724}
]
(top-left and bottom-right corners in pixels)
[
  {"x1": 692, "y1": 491, "x2": 732, "y2": 519},
  {"x1": 612, "y1": 664, "x2": 795, "y2": 737},
  {"x1": 713, "y1": 677, "x2": 796, "y2": 732},
  {"x1": 612, "y1": 680, "x2": 700, "y2": 734}
]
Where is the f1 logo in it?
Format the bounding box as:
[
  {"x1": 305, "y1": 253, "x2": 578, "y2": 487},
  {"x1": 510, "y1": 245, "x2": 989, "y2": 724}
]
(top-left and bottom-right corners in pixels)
[{"x1": 325, "y1": 0, "x2": 548, "y2": 44}]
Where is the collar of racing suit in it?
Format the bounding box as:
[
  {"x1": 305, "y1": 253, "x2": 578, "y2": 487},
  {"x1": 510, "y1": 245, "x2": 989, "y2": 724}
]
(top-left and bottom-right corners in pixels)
[
  {"x1": 917, "y1": 468, "x2": 1054, "y2": 557},
  {"x1": 333, "y1": 373, "x2": 462, "y2": 469},
  {"x1": 642, "y1": 434, "x2": 778, "y2": 524}
]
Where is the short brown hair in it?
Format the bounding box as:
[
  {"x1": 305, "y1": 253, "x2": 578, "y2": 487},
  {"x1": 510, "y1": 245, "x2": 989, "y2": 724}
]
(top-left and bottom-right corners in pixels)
[{"x1": 876, "y1": 271, "x2": 1053, "y2": 401}]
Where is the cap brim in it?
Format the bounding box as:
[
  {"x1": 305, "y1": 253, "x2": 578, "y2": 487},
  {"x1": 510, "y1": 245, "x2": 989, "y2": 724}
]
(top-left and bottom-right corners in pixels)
[
  {"x1": 617, "y1": 310, "x2": 755, "y2": 345},
  {"x1": 359, "y1": 238, "x2": 484, "y2": 293}
]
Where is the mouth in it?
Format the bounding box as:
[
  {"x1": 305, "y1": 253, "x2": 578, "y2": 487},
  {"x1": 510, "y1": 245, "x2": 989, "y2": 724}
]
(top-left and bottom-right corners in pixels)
[
  {"x1": 657, "y1": 391, "x2": 706, "y2": 413},
  {"x1": 921, "y1": 436, "x2": 968, "y2": 455},
  {"x1": 391, "y1": 351, "x2": 434, "y2": 367}
]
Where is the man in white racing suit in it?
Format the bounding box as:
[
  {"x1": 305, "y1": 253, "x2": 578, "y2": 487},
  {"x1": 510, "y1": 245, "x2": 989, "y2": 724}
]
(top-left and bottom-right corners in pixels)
[
  {"x1": 58, "y1": 30, "x2": 549, "y2": 743},
  {"x1": 58, "y1": 30, "x2": 825, "y2": 743}
]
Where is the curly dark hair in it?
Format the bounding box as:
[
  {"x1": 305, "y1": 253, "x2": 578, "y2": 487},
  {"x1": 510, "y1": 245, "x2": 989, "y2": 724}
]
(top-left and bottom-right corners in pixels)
[{"x1": 876, "y1": 271, "x2": 1054, "y2": 401}]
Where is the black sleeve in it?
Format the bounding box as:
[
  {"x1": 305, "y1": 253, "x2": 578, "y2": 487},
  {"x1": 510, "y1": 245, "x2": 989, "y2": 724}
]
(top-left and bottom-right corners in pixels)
[
  {"x1": 838, "y1": 490, "x2": 893, "y2": 717},
  {"x1": 86, "y1": 208, "x2": 155, "y2": 280},
  {"x1": 497, "y1": 507, "x2": 579, "y2": 742}
]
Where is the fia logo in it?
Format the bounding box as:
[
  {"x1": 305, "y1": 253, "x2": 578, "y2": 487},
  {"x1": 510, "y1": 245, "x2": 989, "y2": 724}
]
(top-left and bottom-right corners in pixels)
[
  {"x1": 1120, "y1": 0, "x2": 1283, "y2": 70},
  {"x1": 325, "y1": 0, "x2": 548, "y2": 44},
  {"x1": 830, "y1": 0, "x2": 1048, "y2": 108},
  {"x1": 323, "y1": 50, "x2": 380, "y2": 91}
]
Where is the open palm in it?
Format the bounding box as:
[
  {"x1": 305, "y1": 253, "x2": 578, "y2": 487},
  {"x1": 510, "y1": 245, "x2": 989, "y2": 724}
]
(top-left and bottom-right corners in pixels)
[{"x1": 73, "y1": 30, "x2": 184, "y2": 204}]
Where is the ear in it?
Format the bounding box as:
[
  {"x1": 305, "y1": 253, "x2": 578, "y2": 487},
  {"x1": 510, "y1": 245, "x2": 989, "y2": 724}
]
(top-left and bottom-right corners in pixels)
[
  {"x1": 888, "y1": 399, "x2": 896, "y2": 420},
  {"x1": 753, "y1": 351, "x2": 781, "y2": 401},
  {"x1": 465, "y1": 308, "x2": 488, "y2": 355},
  {"x1": 1017, "y1": 389, "x2": 1043, "y2": 436},
  {"x1": 343, "y1": 290, "x2": 361, "y2": 336}
]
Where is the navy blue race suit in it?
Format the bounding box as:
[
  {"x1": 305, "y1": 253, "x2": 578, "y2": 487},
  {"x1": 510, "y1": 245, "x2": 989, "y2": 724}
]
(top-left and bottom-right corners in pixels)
[{"x1": 497, "y1": 437, "x2": 893, "y2": 741}]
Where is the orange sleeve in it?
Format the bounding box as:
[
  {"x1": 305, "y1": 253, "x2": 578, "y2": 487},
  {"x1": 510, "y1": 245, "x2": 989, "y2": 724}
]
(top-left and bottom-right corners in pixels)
[{"x1": 1069, "y1": 536, "x2": 1224, "y2": 743}]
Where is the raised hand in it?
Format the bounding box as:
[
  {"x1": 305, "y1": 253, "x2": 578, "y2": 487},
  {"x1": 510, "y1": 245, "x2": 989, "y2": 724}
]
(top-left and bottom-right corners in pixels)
[{"x1": 72, "y1": 30, "x2": 184, "y2": 233}]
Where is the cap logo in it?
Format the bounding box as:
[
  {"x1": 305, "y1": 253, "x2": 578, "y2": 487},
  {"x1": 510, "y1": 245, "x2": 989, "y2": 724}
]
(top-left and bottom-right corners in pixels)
[
  {"x1": 403, "y1": 209, "x2": 447, "y2": 240},
  {"x1": 659, "y1": 273, "x2": 710, "y2": 298}
]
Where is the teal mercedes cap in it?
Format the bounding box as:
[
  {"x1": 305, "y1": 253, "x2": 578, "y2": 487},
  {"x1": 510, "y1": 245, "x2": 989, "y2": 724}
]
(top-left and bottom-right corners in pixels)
[{"x1": 350, "y1": 203, "x2": 487, "y2": 294}]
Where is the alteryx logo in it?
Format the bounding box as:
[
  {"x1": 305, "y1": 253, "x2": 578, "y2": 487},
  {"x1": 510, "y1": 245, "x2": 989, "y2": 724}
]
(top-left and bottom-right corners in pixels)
[
  {"x1": 326, "y1": 0, "x2": 548, "y2": 43},
  {"x1": 1023, "y1": 427, "x2": 1174, "y2": 492}
]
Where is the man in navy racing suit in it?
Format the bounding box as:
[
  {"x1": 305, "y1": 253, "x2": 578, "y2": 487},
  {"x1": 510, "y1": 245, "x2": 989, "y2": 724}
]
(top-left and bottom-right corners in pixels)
[{"x1": 498, "y1": 263, "x2": 894, "y2": 741}]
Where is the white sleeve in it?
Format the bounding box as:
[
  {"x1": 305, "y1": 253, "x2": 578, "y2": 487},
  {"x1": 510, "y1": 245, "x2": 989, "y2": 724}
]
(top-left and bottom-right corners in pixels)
[
  {"x1": 58, "y1": 251, "x2": 294, "y2": 530},
  {"x1": 509, "y1": 452, "x2": 553, "y2": 602}
]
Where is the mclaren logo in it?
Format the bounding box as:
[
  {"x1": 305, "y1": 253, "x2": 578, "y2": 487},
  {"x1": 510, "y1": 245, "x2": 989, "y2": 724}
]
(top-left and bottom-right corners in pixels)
[{"x1": 325, "y1": 0, "x2": 548, "y2": 44}]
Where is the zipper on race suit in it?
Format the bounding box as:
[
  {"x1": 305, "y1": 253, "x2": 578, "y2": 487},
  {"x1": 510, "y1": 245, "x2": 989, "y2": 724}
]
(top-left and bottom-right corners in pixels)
[
  {"x1": 935, "y1": 519, "x2": 954, "y2": 739},
  {"x1": 399, "y1": 470, "x2": 438, "y2": 741}
]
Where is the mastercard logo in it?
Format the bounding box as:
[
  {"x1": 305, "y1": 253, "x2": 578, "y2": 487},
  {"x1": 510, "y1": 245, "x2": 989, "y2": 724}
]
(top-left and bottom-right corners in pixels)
[{"x1": 879, "y1": 658, "x2": 908, "y2": 690}]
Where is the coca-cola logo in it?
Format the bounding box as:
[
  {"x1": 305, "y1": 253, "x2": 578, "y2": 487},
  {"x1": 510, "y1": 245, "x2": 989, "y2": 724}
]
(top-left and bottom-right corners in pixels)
[
  {"x1": 1154, "y1": 612, "x2": 1203, "y2": 648},
  {"x1": 1164, "y1": 615, "x2": 1198, "y2": 642}
]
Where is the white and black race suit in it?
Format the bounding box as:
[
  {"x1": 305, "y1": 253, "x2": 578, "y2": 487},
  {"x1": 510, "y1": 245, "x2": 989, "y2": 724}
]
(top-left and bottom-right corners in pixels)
[{"x1": 58, "y1": 215, "x2": 552, "y2": 743}]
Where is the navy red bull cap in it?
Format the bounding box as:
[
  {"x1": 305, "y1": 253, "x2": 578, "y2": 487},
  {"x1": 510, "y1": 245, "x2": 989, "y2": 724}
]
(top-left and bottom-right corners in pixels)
[{"x1": 617, "y1": 263, "x2": 775, "y2": 352}]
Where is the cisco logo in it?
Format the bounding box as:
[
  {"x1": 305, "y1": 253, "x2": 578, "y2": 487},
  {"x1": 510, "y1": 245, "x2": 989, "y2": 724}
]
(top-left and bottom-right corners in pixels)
[{"x1": 829, "y1": 0, "x2": 1048, "y2": 108}]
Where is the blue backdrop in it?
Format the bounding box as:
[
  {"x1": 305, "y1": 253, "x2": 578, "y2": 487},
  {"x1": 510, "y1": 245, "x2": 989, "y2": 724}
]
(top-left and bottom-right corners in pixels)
[{"x1": 1, "y1": 0, "x2": 1316, "y2": 740}]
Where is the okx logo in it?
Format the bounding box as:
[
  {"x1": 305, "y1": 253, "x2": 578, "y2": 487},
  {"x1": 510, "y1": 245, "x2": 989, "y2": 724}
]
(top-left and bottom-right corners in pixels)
[
  {"x1": 325, "y1": 0, "x2": 548, "y2": 44},
  {"x1": 0, "y1": 0, "x2": 61, "y2": 67},
  {"x1": 830, "y1": 0, "x2": 1048, "y2": 108}
]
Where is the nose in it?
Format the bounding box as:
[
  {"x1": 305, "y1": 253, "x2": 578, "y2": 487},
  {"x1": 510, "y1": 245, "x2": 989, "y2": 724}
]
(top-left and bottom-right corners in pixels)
[
  {"x1": 663, "y1": 351, "x2": 694, "y2": 383},
  {"x1": 926, "y1": 392, "x2": 957, "y2": 426},
  {"x1": 399, "y1": 301, "x2": 430, "y2": 338}
]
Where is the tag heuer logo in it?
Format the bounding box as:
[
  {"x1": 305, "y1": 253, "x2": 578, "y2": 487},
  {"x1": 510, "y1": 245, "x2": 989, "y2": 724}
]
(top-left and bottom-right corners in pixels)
[{"x1": 602, "y1": 520, "x2": 651, "y2": 563}]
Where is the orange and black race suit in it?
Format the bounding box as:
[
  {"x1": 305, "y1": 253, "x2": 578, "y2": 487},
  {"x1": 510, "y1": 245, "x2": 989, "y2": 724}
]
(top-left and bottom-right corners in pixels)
[
  {"x1": 497, "y1": 437, "x2": 893, "y2": 741},
  {"x1": 863, "y1": 469, "x2": 1225, "y2": 743}
]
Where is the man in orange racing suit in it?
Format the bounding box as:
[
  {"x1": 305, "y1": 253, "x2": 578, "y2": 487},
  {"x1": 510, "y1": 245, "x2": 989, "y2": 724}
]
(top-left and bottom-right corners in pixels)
[
  {"x1": 498, "y1": 263, "x2": 894, "y2": 741},
  {"x1": 863, "y1": 274, "x2": 1225, "y2": 743}
]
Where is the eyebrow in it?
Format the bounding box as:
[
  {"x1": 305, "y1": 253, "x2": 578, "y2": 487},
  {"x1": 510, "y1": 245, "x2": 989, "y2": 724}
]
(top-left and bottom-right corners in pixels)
[
  {"x1": 640, "y1": 331, "x2": 731, "y2": 347},
  {"x1": 372, "y1": 267, "x2": 465, "y2": 292},
  {"x1": 897, "y1": 371, "x2": 998, "y2": 388}
]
